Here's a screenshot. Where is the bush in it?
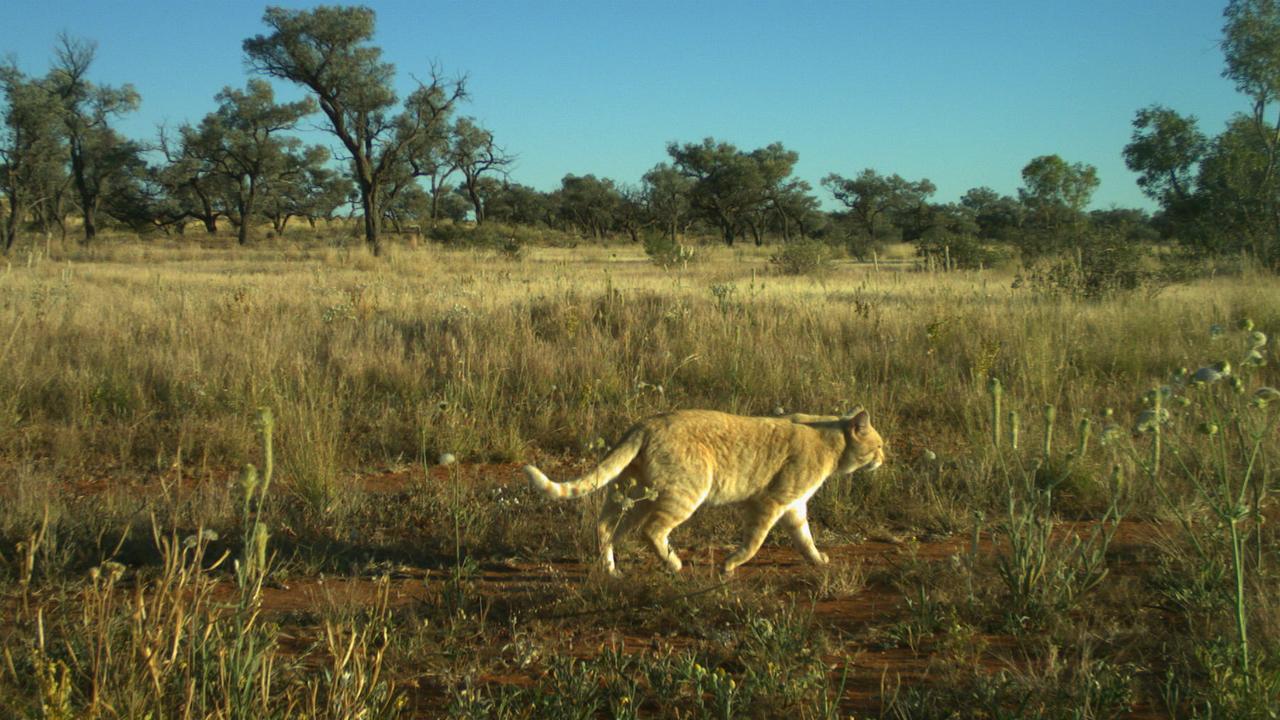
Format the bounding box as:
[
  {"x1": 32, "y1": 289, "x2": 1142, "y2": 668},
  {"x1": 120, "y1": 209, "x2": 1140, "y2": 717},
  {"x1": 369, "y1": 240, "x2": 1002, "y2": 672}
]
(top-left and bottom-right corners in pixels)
[
  {"x1": 915, "y1": 232, "x2": 1007, "y2": 270},
  {"x1": 1014, "y1": 230, "x2": 1172, "y2": 300},
  {"x1": 643, "y1": 233, "x2": 700, "y2": 268},
  {"x1": 769, "y1": 238, "x2": 836, "y2": 276}
]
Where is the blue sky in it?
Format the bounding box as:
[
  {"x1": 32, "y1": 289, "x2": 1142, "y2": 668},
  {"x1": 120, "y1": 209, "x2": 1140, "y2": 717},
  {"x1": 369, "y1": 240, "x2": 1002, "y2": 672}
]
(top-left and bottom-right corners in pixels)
[{"x1": 0, "y1": 1, "x2": 1241, "y2": 211}]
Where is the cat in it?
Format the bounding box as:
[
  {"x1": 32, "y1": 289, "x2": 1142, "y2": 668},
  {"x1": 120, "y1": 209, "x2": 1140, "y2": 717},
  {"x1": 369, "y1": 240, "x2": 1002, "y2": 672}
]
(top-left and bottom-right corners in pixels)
[{"x1": 525, "y1": 409, "x2": 885, "y2": 576}]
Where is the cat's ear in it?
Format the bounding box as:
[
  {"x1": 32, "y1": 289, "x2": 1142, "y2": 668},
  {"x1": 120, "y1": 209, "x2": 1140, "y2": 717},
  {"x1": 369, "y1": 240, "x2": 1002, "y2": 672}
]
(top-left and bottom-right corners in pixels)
[{"x1": 850, "y1": 410, "x2": 871, "y2": 435}]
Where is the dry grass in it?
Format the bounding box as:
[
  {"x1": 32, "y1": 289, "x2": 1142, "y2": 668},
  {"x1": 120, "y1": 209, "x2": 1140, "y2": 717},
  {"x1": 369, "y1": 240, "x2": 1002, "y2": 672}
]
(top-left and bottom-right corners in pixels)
[{"x1": 0, "y1": 234, "x2": 1277, "y2": 717}]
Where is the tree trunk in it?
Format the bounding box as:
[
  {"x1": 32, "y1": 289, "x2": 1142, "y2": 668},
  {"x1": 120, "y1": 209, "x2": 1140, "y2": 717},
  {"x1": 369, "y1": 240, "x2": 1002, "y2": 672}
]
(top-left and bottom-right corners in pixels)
[
  {"x1": 361, "y1": 187, "x2": 381, "y2": 256},
  {"x1": 202, "y1": 215, "x2": 218, "y2": 234},
  {"x1": 82, "y1": 204, "x2": 97, "y2": 243},
  {"x1": 3, "y1": 196, "x2": 20, "y2": 252}
]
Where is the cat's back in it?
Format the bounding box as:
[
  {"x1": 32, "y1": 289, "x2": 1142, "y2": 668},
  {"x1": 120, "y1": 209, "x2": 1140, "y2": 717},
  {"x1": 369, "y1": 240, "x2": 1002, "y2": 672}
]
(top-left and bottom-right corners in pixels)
[{"x1": 641, "y1": 409, "x2": 817, "y2": 458}]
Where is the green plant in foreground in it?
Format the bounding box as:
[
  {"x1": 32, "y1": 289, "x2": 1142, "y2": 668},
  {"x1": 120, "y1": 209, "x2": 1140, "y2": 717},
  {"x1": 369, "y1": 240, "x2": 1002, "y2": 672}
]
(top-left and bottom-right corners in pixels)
[{"x1": 1128, "y1": 321, "x2": 1279, "y2": 714}]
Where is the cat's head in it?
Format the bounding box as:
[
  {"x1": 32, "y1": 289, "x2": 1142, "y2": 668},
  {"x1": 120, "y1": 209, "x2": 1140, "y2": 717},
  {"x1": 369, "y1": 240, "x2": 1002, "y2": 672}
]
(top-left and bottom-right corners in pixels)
[{"x1": 840, "y1": 409, "x2": 885, "y2": 473}]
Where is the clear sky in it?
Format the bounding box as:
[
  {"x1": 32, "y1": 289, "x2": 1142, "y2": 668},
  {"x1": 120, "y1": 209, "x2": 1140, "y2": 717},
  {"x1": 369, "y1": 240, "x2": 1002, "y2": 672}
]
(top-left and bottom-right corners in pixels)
[{"x1": 0, "y1": 1, "x2": 1242, "y2": 211}]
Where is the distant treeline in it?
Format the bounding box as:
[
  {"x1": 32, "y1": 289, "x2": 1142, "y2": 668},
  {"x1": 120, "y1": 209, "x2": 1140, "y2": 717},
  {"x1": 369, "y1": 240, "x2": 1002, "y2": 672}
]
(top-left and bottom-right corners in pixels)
[{"x1": 1, "y1": 3, "x2": 1279, "y2": 268}]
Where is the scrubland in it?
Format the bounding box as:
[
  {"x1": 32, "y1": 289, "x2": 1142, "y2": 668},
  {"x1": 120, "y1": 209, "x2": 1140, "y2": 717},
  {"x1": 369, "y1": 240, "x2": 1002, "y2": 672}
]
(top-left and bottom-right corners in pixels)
[{"x1": 0, "y1": 233, "x2": 1277, "y2": 718}]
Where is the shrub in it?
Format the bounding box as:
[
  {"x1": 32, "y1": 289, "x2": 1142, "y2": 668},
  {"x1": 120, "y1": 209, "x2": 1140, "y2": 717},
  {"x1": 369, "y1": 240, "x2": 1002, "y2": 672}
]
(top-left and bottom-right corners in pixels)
[
  {"x1": 769, "y1": 238, "x2": 836, "y2": 276},
  {"x1": 643, "y1": 233, "x2": 699, "y2": 268}
]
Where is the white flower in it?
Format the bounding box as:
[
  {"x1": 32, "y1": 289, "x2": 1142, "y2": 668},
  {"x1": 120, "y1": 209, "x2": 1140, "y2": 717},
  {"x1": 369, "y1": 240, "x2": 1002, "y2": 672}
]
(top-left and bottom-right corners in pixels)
[{"x1": 438, "y1": 452, "x2": 457, "y2": 466}]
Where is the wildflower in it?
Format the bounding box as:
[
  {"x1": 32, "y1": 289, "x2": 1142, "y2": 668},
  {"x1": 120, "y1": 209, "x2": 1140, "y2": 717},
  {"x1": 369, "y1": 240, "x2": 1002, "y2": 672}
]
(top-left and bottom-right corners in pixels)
[
  {"x1": 1243, "y1": 349, "x2": 1266, "y2": 367},
  {"x1": 1238, "y1": 318, "x2": 1255, "y2": 332},
  {"x1": 1249, "y1": 331, "x2": 1268, "y2": 349},
  {"x1": 1230, "y1": 376, "x2": 1245, "y2": 394},
  {"x1": 1198, "y1": 422, "x2": 1219, "y2": 436},
  {"x1": 923, "y1": 449, "x2": 937, "y2": 463},
  {"x1": 438, "y1": 452, "x2": 457, "y2": 467}
]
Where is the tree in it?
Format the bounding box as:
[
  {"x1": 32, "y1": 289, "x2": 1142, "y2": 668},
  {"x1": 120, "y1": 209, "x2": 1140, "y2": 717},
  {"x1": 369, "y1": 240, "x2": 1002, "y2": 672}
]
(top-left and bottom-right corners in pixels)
[
  {"x1": 746, "y1": 142, "x2": 804, "y2": 244},
  {"x1": 187, "y1": 80, "x2": 316, "y2": 245},
  {"x1": 1195, "y1": 115, "x2": 1280, "y2": 256},
  {"x1": 1018, "y1": 154, "x2": 1098, "y2": 226},
  {"x1": 641, "y1": 163, "x2": 693, "y2": 242},
  {"x1": 157, "y1": 125, "x2": 227, "y2": 234},
  {"x1": 1214, "y1": 0, "x2": 1280, "y2": 261},
  {"x1": 556, "y1": 173, "x2": 620, "y2": 239},
  {"x1": 244, "y1": 5, "x2": 465, "y2": 255},
  {"x1": 259, "y1": 146, "x2": 347, "y2": 233},
  {"x1": 961, "y1": 186, "x2": 1024, "y2": 242},
  {"x1": 822, "y1": 169, "x2": 935, "y2": 242},
  {"x1": 0, "y1": 63, "x2": 64, "y2": 251},
  {"x1": 1123, "y1": 105, "x2": 1207, "y2": 206},
  {"x1": 46, "y1": 35, "x2": 143, "y2": 243},
  {"x1": 667, "y1": 138, "x2": 803, "y2": 246},
  {"x1": 450, "y1": 117, "x2": 512, "y2": 224},
  {"x1": 483, "y1": 182, "x2": 549, "y2": 226}
]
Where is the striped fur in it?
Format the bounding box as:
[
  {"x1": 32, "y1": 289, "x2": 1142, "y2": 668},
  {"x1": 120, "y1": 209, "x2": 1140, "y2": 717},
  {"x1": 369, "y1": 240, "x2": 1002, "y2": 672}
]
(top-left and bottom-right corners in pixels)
[{"x1": 525, "y1": 428, "x2": 644, "y2": 499}]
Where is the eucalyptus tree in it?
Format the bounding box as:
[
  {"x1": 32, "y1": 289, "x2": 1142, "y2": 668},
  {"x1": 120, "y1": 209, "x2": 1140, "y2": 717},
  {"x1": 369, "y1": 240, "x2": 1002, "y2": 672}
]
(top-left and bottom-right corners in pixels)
[
  {"x1": 46, "y1": 34, "x2": 143, "y2": 243},
  {"x1": 244, "y1": 5, "x2": 466, "y2": 254}
]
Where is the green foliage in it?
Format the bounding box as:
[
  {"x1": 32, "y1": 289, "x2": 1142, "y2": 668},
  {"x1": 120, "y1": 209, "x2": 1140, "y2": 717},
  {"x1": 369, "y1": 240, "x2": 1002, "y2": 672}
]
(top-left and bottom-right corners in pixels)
[
  {"x1": 769, "y1": 237, "x2": 835, "y2": 275},
  {"x1": 244, "y1": 5, "x2": 465, "y2": 253},
  {"x1": 1014, "y1": 230, "x2": 1170, "y2": 300},
  {"x1": 643, "y1": 232, "x2": 699, "y2": 268},
  {"x1": 822, "y1": 168, "x2": 935, "y2": 243}
]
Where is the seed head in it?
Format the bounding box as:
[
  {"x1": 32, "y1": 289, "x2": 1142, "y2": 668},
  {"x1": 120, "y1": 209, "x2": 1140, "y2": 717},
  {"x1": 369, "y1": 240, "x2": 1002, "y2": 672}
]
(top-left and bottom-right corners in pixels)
[
  {"x1": 1191, "y1": 366, "x2": 1227, "y2": 385},
  {"x1": 1252, "y1": 386, "x2": 1280, "y2": 408},
  {"x1": 1134, "y1": 408, "x2": 1169, "y2": 433}
]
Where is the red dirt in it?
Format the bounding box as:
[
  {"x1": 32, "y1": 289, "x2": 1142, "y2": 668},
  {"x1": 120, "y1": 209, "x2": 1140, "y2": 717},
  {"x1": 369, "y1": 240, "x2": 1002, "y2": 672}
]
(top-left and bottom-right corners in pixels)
[{"x1": 40, "y1": 460, "x2": 1173, "y2": 717}]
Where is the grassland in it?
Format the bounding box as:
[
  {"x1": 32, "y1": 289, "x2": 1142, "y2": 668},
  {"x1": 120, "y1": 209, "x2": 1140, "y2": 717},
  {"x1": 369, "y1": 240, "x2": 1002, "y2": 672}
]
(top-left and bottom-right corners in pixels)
[{"x1": 0, "y1": 232, "x2": 1277, "y2": 718}]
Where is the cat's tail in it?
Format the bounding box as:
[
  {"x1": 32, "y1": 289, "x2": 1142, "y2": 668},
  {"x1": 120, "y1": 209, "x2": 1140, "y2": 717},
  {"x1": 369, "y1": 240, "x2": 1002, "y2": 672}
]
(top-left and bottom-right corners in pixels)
[{"x1": 524, "y1": 428, "x2": 644, "y2": 500}]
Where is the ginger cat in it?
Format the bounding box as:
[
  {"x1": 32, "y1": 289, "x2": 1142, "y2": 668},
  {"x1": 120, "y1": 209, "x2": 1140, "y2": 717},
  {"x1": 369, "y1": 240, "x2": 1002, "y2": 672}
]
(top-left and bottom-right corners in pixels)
[{"x1": 525, "y1": 409, "x2": 885, "y2": 576}]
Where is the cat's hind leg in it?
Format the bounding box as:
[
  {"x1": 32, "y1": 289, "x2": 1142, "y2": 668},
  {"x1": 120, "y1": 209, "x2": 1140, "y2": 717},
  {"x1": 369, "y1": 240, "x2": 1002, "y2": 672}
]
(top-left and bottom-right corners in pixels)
[
  {"x1": 640, "y1": 493, "x2": 702, "y2": 573},
  {"x1": 596, "y1": 492, "x2": 646, "y2": 577}
]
